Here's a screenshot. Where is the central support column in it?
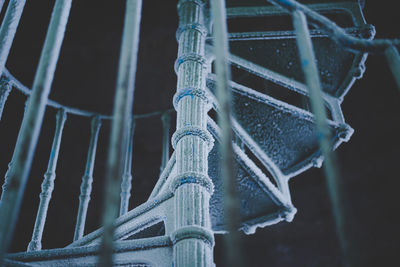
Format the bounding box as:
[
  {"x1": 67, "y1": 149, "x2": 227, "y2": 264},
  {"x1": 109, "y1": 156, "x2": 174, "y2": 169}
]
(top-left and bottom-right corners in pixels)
[{"x1": 171, "y1": 0, "x2": 215, "y2": 266}]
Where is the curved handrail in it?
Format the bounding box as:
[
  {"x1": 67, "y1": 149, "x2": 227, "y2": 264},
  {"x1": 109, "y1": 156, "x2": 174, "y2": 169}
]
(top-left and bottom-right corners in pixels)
[
  {"x1": 267, "y1": 0, "x2": 400, "y2": 53},
  {"x1": 2, "y1": 68, "x2": 173, "y2": 120}
]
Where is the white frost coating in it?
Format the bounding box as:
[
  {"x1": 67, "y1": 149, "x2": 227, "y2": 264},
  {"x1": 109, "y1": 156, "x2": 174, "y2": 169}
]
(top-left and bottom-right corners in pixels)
[
  {"x1": 225, "y1": 27, "x2": 367, "y2": 41},
  {"x1": 8, "y1": 236, "x2": 172, "y2": 267},
  {"x1": 206, "y1": 75, "x2": 353, "y2": 181},
  {"x1": 203, "y1": 95, "x2": 287, "y2": 195},
  {"x1": 227, "y1": 51, "x2": 309, "y2": 95},
  {"x1": 231, "y1": 119, "x2": 289, "y2": 195},
  {"x1": 207, "y1": 118, "x2": 293, "y2": 211},
  {"x1": 226, "y1": 2, "x2": 361, "y2": 19},
  {"x1": 68, "y1": 191, "x2": 174, "y2": 248},
  {"x1": 209, "y1": 73, "x2": 354, "y2": 141},
  {"x1": 216, "y1": 51, "x2": 342, "y2": 113},
  {"x1": 148, "y1": 151, "x2": 176, "y2": 200}
]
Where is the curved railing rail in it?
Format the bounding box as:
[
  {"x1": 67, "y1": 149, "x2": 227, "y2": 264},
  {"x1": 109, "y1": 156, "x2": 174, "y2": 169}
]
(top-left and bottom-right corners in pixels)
[
  {"x1": 1, "y1": 68, "x2": 173, "y2": 120},
  {"x1": 0, "y1": 0, "x2": 398, "y2": 266}
]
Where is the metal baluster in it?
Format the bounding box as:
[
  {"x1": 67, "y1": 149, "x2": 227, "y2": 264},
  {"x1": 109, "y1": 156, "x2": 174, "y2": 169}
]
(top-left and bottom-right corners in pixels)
[
  {"x1": 119, "y1": 117, "x2": 135, "y2": 216},
  {"x1": 0, "y1": 0, "x2": 72, "y2": 262},
  {"x1": 0, "y1": 0, "x2": 27, "y2": 76},
  {"x1": 27, "y1": 109, "x2": 67, "y2": 251},
  {"x1": 0, "y1": 78, "x2": 11, "y2": 121},
  {"x1": 210, "y1": 0, "x2": 243, "y2": 266},
  {"x1": 385, "y1": 46, "x2": 400, "y2": 92},
  {"x1": 160, "y1": 111, "x2": 171, "y2": 173},
  {"x1": 1, "y1": 98, "x2": 29, "y2": 202},
  {"x1": 293, "y1": 10, "x2": 350, "y2": 265},
  {"x1": 99, "y1": 0, "x2": 142, "y2": 265},
  {"x1": 73, "y1": 116, "x2": 101, "y2": 241}
]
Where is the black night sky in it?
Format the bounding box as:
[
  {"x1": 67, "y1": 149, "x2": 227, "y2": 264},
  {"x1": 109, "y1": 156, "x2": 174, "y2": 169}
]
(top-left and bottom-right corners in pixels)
[{"x1": 0, "y1": 0, "x2": 399, "y2": 266}]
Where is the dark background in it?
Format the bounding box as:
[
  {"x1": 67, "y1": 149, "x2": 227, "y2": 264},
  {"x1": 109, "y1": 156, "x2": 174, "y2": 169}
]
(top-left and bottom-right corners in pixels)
[{"x1": 0, "y1": 0, "x2": 398, "y2": 266}]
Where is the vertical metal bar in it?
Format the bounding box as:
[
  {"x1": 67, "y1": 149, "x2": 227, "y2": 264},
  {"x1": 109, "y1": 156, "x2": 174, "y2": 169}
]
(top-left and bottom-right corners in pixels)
[
  {"x1": 0, "y1": 98, "x2": 30, "y2": 202},
  {"x1": 99, "y1": 0, "x2": 142, "y2": 266},
  {"x1": 0, "y1": 0, "x2": 27, "y2": 76},
  {"x1": 119, "y1": 117, "x2": 135, "y2": 216},
  {"x1": 293, "y1": 10, "x2": 350, "y2": 265},
  {"x1": 385, "y1": 46, "x2": 400, "y2": 92},
  {"x1": 27, "y1": 109, "x2": 67, "y2": 251},
  {"x1": 0, "y1": 0, "x2": 5, "y2": 15},
  {"x1": 160, "y1": 111, "x2": 171, "y2": 173},
  {"x1": 73, "y1": 115, "x2": 101, "y2": 241},
  {"x1": 0, "y1": 0, "x2": 72, "y2": 262},
  {"x1": 0, "y1": 78, "x2": 11, "y2": 121},
  {"x1": 210, "y1": 0, "x2": 243, "y2": 266}
]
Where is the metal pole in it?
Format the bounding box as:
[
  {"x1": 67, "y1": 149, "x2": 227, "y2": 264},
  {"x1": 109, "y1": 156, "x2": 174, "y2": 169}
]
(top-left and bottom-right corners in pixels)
[
  {"x1": 0, "y1": 0, "x2": 72, "y2": 263},
  {"x1": 293, "y1": 10, "x2": 350, "y2": 265},
  {"x1": 385, "y1": 46, "x2": 400, "y2": 92},
  {"x1": 0, "y1": 0, "x2": 27, "y2": 76},
  {"x1": 73, "y1": 115, "x2": 101, "y2": 241},
  {"x1": 99, "y1": 0, "x2": 142, "y2": 266},
  {"x1": 0, "y1": 98, "x2": 29, "y2": 202},
  {"x1": 160, "y1": 111, "x2": 171, "y2": 173},
  {"x1": 210, "y1": 0, "x2": 243, "y2": 266},
  {"x1": 0, "y1": 0, "x2": 5, "y2": 15},
  {"x1": 27, "y1": 109, "x2": 67, "y2": 251},
  {"x1": 119, "y1": 117, "x2": 135, "y2": 216},
  {"x1": 0, "y1": 78, "x2": 11, "y2": 121}
]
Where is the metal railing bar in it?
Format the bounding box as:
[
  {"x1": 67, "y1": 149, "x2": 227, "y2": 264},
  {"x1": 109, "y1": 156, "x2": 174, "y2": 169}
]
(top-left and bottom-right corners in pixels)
[
  {"x1": 99, "y1": 0, "x2": 143, "y2": 266},
  {"x1": 0, "y1": 0, "x2": 73, "y2": 263},
  {"x1": 27, "y1": 109, "x2": 67, "y2": 251},
  {"x1": 210, "y1": 0, "x2": 243, "y2": 266},
  {"x1": 0, "y1": 0, "x2": 26, "y2": 76},
  {"x1": 268, "y1": 0, "x2": 399, "y2": 53},
  {"x1": 3, "y1": 69, "x2": 173, "y2": 120}
]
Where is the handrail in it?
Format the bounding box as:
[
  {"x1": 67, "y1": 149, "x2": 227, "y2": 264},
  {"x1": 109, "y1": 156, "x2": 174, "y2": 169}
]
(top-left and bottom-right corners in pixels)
[
  {"x1": 267, "y1": 0, "x2": 400, "y2": 53},
  {"x1": 2, "y1": 68, "x2": 174, "y2": 120}
]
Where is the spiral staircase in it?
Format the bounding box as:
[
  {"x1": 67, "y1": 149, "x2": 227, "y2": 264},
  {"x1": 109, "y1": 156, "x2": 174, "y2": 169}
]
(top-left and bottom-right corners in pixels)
[{"x1": 0, "y1": 0, "x2": 393, "y2": 266}]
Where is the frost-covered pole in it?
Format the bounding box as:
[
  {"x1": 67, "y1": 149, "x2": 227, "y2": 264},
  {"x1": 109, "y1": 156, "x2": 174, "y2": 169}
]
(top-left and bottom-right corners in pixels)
[
  {"x1": 0, "y1": 78, "x2": 11, "y2": 121},
  {"x1": 0, "y1": 0, "x2": 27, "y2": 76},
  {"x1": 0, "y1": 1, "x2": 5, "y2": 14},
  {"x1": 0, "y1": 99, "x2": 29, "y2": 202},
  {"x1": 99, "y1": 0, "x2": 142, "y2": 266},
  {"x1": 27, "y1": 109, "x2": 67, "y2": 251},
  {"x1": 293, "y1": 10, "x2": 350, "y2": 265},
  {"x1": 210, "y1": 0, "x2": 243, "y2": 266},
  {"x1": 160, "y1": 111, "x2": 171, "y2": 173},
  {"x1": 0, "y1": 0, "x2": 72, "y2": 263},
  {"x1": 74, "y1": 115, "x2": 101, "y2": 241},
  {"x1": 385, "y1": 46, "x2": 400, "y2": 92},
  {"x1": 170, "y1": 0, "x2": 215, "y2": 266},
  {"x1": 119, "y1": 117, "x2": 135, "y2": 216}
]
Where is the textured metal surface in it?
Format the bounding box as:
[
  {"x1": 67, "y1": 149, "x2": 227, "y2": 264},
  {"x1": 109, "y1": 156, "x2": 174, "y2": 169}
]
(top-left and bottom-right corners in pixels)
[
  {"x1": 28, "y1": 109, "x2": 67, "y2": 252},
  {"x1": 0, "y1": 0, "x2": 26, "y2": 76},
  {"x1": 207, "y1": 119, "x2": 295, "y2": 234},
  {"x1": 207, "y1": 77, "x2": 352, "y2": 176},
  {"x1": 1, "y1": 0, "x2": 394, "y2": 266},
  {"x1": 99, "y1": 1, "x2": 143, "y2": 266},
  {"x1": 120, "y1": 118, "x2": 136, "y2": 216},
  {"x1": 74, "y1": 116, "x2": 102, "y2": 241}
]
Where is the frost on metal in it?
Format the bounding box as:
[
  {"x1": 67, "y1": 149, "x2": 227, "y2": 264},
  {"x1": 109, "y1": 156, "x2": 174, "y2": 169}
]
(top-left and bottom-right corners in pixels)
[{"x1": 0, "y1": 0, "x2": 382, "y2": 266}]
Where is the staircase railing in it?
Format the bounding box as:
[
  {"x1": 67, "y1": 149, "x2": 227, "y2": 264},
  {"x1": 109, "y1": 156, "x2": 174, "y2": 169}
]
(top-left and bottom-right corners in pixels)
[{"x1": 0, "y1": 0, "x2": 398, "y2": 266}]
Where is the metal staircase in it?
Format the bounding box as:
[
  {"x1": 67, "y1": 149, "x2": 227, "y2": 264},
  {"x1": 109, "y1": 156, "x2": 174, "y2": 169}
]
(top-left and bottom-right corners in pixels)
[{"x1": 0, "y1": 0, "x2": 398, "y2": 266}]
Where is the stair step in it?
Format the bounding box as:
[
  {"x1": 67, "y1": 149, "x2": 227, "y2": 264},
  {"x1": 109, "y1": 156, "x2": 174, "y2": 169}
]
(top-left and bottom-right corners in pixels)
[{"x1": 207, "y1": 76, "x2": 353, "y2": 179}]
